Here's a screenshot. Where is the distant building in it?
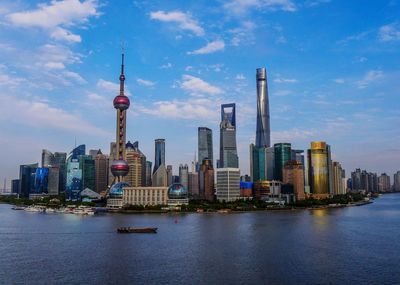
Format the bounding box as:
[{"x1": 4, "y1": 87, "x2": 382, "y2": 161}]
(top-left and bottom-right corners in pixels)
[
  {"x1": 167, "y1": 183, "x2": 189, "y2": 207},
  {"x1": 198, "y1": 127, "x2": 213, "y2": 166},
  {"x1": 188, "y1": 172, "x2": 199, "y2": 198},
  {"x1": 94, "y1": 150, "x2": 109, "y2": 193},
  {"x1": 153, "y1": 139, "x2": 165, "y2": 174},
  {"x1": 394, "y1": 171, "x2": 400, "y2": 192},
  {"x1": 48, "y1": 167, "x2": 60, "y2": 196},
  {"x1": 166, "y1": 165, "x2": 173, "y2": 186},
  {"x1": 199, "y1": 158, "x2": 214, "y2": 201},
  {"x1": 41, "y1": 149, "x2": 66, "y2": 194},
  {"x1": 351, "y1": 169, "x2": 378, "y2": 192},
  {"x1": 66, "y1": 145, "x2": 85, "y2": 200},
  {"x1": 145, "y1": 161, "x2": 152, "y2": 186},
  {"x1": 80, "y1": 155, "x2": 95, "y2": 191},
  {"x1": 123, "y1": 186, "x2": 168, "y2": 206},
  {"x1": 33, "y1": 168, "x2": 49, "y2": 194},
  {"x1": 179, "y1": 164, "x2": 189, "y2": 190},
  {"x1": 378, "y1": 173, "x2": 391, "y2": 192},
  {"x1": 250, "y1": 144, "x2": 274, "y2": 182},
  {"x1": 274, "y1": 143, "x2": 291, "y2": 181},
  {"x1": 11, "y1": 179, "x2": 20, "y2": 194},
  {"x1": 220, "y1": 103, "x2": 238, "y2": 168},
  {"x1": 108, "y1": 142, "x2": 117, "y2": 186},
  {"x1": 19, "y1": 163, "x2": 38, "y2": 198},
  {"x1": 127, "y1": 141, "x2": 147, "y2": 187},
  {"x1": 216, "y1": 168, "x2": 240, "y2": 202},
  {"x1": 332, "y1": 162, "x2": 346, "y2": 195},
  {"x1": 152, "y1": 165, "x2": 168, "y2": 187},
  {"x1": 253, "y1": 180, "x2": 281, "y2": 201},
  {"x1": 283, "y1": 161, "x2": 305, "y2": 200},
  {"x1": 307, "y1": 141, "x2": 332, "y2": 197},
  {"x1": 240, "y1": 181, "x2": 253, "y2": 198}
]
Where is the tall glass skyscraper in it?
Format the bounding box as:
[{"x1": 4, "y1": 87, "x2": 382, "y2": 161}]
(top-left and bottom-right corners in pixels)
[
  {"x1": 19, "y1": 163, "x2": 38, "y2": 198},
  {"x1": 153, "y1": 139, "x2": 165, "y2": 174},
  {"x1": 66, "y1": 144, "x2": 85, "y2": 200},
  {"x1": 274, "y1": 143, "x2": 292, "y2": 181},
  {"x1": 256, "y1": 68, "x2": 271, "y2": 148},
  {"x1": 198, "y1": 127, "x2": 213, "y2": 166},
  {"x1": 219, "y1": 103, "x2": 238, "y2": 168},
  {"x1": 41, "y1": 149, "x2": 66, "y2": 194}
]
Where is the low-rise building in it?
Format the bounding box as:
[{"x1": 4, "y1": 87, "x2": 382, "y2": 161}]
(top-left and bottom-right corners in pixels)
[{"x1": 123, "y1": 186, "x2": 168, "y2": 206}]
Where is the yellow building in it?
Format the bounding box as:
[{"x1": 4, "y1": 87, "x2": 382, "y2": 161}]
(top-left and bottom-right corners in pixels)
[
  {"x1": 123, "y1": 187, "x2": 168, "y2": 206},
  {"x1": 126, "y1": 149, "x2": 142, "y2": 187},
  {"x1": 307, "y1": 141, "x2": 332, "y2": 195}
]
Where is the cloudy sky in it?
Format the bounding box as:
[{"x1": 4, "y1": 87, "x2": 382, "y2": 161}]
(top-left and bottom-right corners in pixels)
[{"x1": 0, "y1": 0, "x2": 399, "y2": 188}]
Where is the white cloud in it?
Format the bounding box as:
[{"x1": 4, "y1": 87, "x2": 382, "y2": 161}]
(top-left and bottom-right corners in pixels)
[
  {"x1": 63, "y1": 71, "x2": 87, "y2": 84},
  {"x1": 272, "y1": 128, "x2": 315, "y2": 143},
  {"x1": 224, "y1": 0, "x2": 296, "y2": 15},
  {"x1": 160, "y1": 62, "x2": 172, "y2": 69},
  {"x1": 305, "y1": 0, "x2": 331, "y2": 7},
  {"x1": 6, "y1": 0, "x2": 99, "y2": 42},
  {"x1": 379, "y1": 22, "x2": 400, "y2": 42},
  {"x1": 0, "y1": 95, "x2": 108, "y2": 136},
  {"x1": 357, "y1": 70, "x2": 384, "y2": 89},
  {"x1": 137, "y1": 78, "x2": 156, "y2": 87},
  {"x1": 180, "y1": 75, "x2": 223, "y2": 95},
  {"x1": 44, "y1": 62, "x2": 66, "y2": 70},
  {"x1": 149, "y1": 10, "x2": 204, "y2": 36},
  {"x1": 274, "y1": 77, "x2": 298, "y2": 83},
  {"x1": 97, "y1": 79, "x2": 131, "y2": 96},
  {"x1": 229, "y1": 21, "x2": 256, "y2": 46},
  {"x1": 187, "y1": 40, "x2": 225, "y2": 55},
  {"x1": 236, "y1": 74, "x2": 246, "y2": 80},
  {"x1": 337, "y1": 31, "x2": 371, "y2": 45},
  {"x1": 273, "y1": 90, "x2": 292, "y2": 96},
  {"x1": 333, "y1": 78, "x2": 345, "y2": 84}
]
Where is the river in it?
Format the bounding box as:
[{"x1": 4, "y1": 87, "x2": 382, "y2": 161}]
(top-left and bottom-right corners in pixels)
[{"x1": 1, "y1": 194, "x2": 399, "y2": 284}]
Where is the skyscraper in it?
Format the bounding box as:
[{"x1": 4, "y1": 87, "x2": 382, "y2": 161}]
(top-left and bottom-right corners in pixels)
[
  {"x1": 41, "y1": 149, "x2": 66, "y2": 194},
  {"x1": 274, "y1": 143, "x2": 292, "y2": 181},
  {"x1": 394, "y1": 171, "x2": 400, "y2": 192},
  {"x1": 332, "y1": 161, "x2": 346, "y2": 195},
  {"x1": 216, "y1": 168, "x2": 240, "y2": 202},
  {"x1": 307, "y1": 141, "x2": 332, "y2": 196},
  {"x1": 80, "y1": 155, "x2": 95, "y2": 191},
  {"x1": 126, "y1": 145, "x2": 142, "y2": 187},
  {"x1": 378, "y1": 173, "x2": 391, "y2": 192},
  {"x1": 255, "y1": 68, "x2": 271, "y2": 148},
  {"x1": 283, "y1": 161, "x2": 305, "y2": 200},
  {"x1": 110, "y1": 51, "x2": 130, "y2": 185},
  {"x1": 94, "y1": 150, "x2": 109, "y2": 193},
  {"x1": 19, "y1": 163, "x2": 38, "y2": 198},
  {"x1": 153, "y1": 139, "x2": 166, "y2": 174},
  {"x1": 66, "y1": 145, "x2": 85, "y2": 200},
  {"x1": 220, "y1": 103, "x2": 238, "y2": 168},
  {"x1": 199, "y1": 158, "x2": 214, "y2": 201},
  {"x1": 179, "y1": 164, "x2": 189, "y2": 190},
  {"x1": 145, "y1": 161, "x2": 152, "y2": 186},
  {"x1": 198, "y1": 127, "x2": 213, "y2": 166}
]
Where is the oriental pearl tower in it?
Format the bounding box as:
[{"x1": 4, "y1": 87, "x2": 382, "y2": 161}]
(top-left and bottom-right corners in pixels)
[{"x1": 110, "y1": 50, "x2": 130, "y2": 183}]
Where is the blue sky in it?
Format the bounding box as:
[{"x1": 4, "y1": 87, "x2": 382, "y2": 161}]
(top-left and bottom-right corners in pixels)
[{"x1": 0, "y1": 0, "x2": 399, "y2": 188}]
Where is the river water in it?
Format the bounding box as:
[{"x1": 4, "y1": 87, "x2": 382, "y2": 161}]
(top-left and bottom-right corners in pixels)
[{"x1": 1, "y1": 194, "x2": 400, "y2": 284}]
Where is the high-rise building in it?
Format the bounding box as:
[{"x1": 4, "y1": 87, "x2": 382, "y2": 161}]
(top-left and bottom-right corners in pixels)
[
  {"x1": 80, "y1": 155, "x2": 95, "y2": 191},
  {"x1": 66, "y1": 145, "x2": 85, "y2": 200},
  {"x1": 41, "y1": 149, "x2": 66, "y2": 194},
  {"x1": 127, "y1": 141, "x2": 147, "y2": 187},
  {"x1": 33, "y1": 168, "x2": 49, "y2": 194},
  {"x1": 166, "y1": 165, "x2": 173, "y2": 186},
  {"x1": 283, "y1": 161, "x2": 305, "y2": 200},
  {"x1": 332, "y1": 162, "x2": 346, "y2": 195},
  {"x1": 394, "y1": 171, "x2": 400, "y2": 192},
  {"x1": 11, "y1": 179, "x2": 20, "y2": 194},
  {"x1": 378, "y1": 173, "x2": 391, "y2": 192},
  {"x1": 89, "y1": 149, "x2": 99, "y2": 159},
  {"x1": 152, "y1": 165, "x2": 168, "y2": 187},
  {"x1": 291, "y1": 149, "x2": 305, "y2": 166},
  {"x1": 199, "y1": 158, "x2": 214, "y2": 201},
  {"x1": 216, "y1": 168, "x2": 240, "y2": 202},
  {"x1": 179, "y1": 164, "x2": 189, "y2": 190},
  {"x1": 220, "y1": 103, "x2": 238, "y2": 168},
  {"x1": 126, "y1": 146, "x2": 142, "y2": 187},
  {"x1": 188, "y1": 172, "x2": 199, "y2": 198},
  {"x1": 250, "y1": 144, "x2": 275, "y2": 182},
  {"x1": 255, "y1": 68, "x2": 271, "y2": 148},
  {"x1": 307, "y1": 141, "x2": 332, "y2": 196},
  {"x1": 18, "y1": 163, "x2": 38, "y2": 198},
  {"x1": 274, "y1": 143, "x2": 292, "y2": 181},
  {"x1": 94, "y1": 150, "x2": 109, "y2": 193},
  {"x1": 145, "y1": 161, "x2": 152, "y2": 186},
  {"x1": 198, "y1": 127, "x2": 213, "y2": 166},
  {"x1": 153, "y1": 139, "x2": 166, "y2": 174},
  {"x1": 351, "y1": 169, "x2": 378, "y2": 192},
  {"x1": 48, "y1": 167, "x2": 60, "y2": 196}
]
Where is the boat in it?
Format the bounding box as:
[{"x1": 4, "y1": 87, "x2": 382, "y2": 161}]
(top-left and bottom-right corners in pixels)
[
  {"x1": 24, "y1": 206, "x2": 45, "y2": 212},
  {"x1": 117, "y1": 227, "x2": 157, "y2": 234},
  {"x1": 11, "y1": 206, "x2": 26, "y2": 210}
]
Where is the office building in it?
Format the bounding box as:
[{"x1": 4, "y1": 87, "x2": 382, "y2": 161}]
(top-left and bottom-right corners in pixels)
[
  {"x1": 153, "y1": 139, "x2": 165, "y2": 174},
  {"x1": 307, "y1": 141, "x2": 332, "y2": 197},
  {"x1": 283, "y1": 160, "x2": 305, "y2": 200},
  {"x1": 394, "y1": 171, "x2": 400, "y2": 192},
  {"x1": 188, "y1": 172, "x2": 199, "y2": 198},
  {"x1": 199, "y1": 158, "x2": 214, "y2": 201},
  {"x1": 48, "y1": 167, "x2": 60, "y2": 196},
  {"x1": 145, "y1": 161, "x2": 152, "y2": 186},
  {"x1": 198, "y1": 127, "x2": 213, "y2": 166},
  {"x1": 166, "y1": 165, "x2": 173, "y2": 186},
  {"x1": 66, "y1": 145, "x2": 85, "y2": 200},
  {"x1": 220, "y1": 103, "x2": 238, "y2": 168},
  {"x1": 11, "y1": 179, "x2": 20, "y2": 194},
  {"x1": 94, "y1": 150, "x2": 109, "y2": 193},
  {"x1": 240, "y1": 181, "x2": 253, "y2": 198},
  {"x1": 274, "y1": 143, "x2": 292, "y2": 181},
  {"x1": 179, "y1": 164, "x2": 189, "y2": 190},
  {"x1": 41, "y1": 149, "x2": 66, "y2": 194},
  {"x1": 123, "y1": 186, "x2": 168, "y2": 206},
  {"x1": 126, "y1": 147, "x2": 142, "y2": 187},
  {"x1": 152, "y1": 165, "x2": 168, "y2": 187},
  {"x1": 33, "y1": 168, "x2": 49, "y2": 194},
  {"x1": 216, "y1": 168, "x2": 240, "y2": 202},
  {"x1": 332, "y1": 162, "x2": 346, "y2": 195},
  {"x1": 19, "y1": 163, "x2": 38, "y2": 198},
  {"x1": 250, "y1": 144, "x2": 275, "y2": 182},
  {"x1": 80, "y1": 155, "x2": 95, "y2": 191},
  {"x1": 255, "y1": 68, "x2": 271, "y2": 148}
]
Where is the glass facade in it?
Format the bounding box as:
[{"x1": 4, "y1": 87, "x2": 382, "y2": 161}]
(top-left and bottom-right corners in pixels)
[
  {"x1": 256, "y1": 68, "x2": 271, "y2": 148},
  {"x1": 274, "y1": 143, "x2": 292, "y2": 181},
  {"x1": 307, "y1": 141, "x2": 331, "y2": 195},
  {"x1": 80, "y1": 155, "x2": 95, "y2": 191},
  {"x1": 33, "y1": 168, "x2": 49, "y2": 194},
  {"x1": 19, "y1": 163, "x2": 38, "y2": 198},
  {"x1": 220, "y1": 103, "x2": 238, "y2": 168},
  {"x1": 66, "y1": 145, "x2": 86, "y2": 200},
  {"x1": 153, "y1": 139, "x2": 165, "y2": 174},
  {"x1": 198, "y1": 127, "x2": 213, "y2": 166}
]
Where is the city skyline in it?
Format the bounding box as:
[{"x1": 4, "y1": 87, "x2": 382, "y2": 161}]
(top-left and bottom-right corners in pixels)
[{"x1": 0, "y1": 0, "x2": 399, "y2": 187}]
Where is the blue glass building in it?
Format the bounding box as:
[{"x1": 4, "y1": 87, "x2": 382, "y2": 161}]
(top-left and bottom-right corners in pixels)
[
  {"x1": 33, "y1": 168, "x2": 49, "y2": 194},
  {"x1": 153, "y1": 139, "x2": 165, "y2": 174}
]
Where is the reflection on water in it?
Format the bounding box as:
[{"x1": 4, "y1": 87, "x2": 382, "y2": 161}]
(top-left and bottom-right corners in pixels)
[{"x1": 0, "y1": 194, "x2": 400, "y2": 284}]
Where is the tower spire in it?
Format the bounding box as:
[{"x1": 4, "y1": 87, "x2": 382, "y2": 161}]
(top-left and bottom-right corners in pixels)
[{"x1": 119, "y1": 47, "x2": 125, "y2": 96}]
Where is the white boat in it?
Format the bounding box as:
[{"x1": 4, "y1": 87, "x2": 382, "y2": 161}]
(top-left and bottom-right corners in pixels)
[
  {"x1": 24, "y1": 206, "x2": 45, "y2": 212},
  {"x1": 73, "y1": 206, "x2": 96, "y2": 215},
  {"x1": 45, "y1": 208, "x2": 56, "y2": 213}
]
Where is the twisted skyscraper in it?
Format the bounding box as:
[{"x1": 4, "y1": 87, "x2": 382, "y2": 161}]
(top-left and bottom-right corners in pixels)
[{"x1": 256, "y1": 68, "x2": 271, "y2": 148}]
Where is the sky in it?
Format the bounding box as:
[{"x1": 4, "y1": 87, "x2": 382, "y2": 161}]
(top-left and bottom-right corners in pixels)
[{"x1": 0, "y1": 0, "x2": 399, "y2": 189}]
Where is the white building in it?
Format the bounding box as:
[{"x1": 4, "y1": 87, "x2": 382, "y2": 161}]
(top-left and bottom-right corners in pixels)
[
  {"x1": 123, "y1": 186, "x2": 168, "y2": 206},
  {"x1": 216, "y1": 168, "x2": 240, "y2": 202}
]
